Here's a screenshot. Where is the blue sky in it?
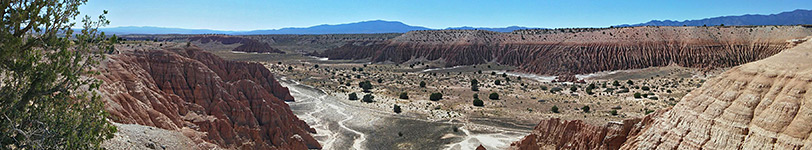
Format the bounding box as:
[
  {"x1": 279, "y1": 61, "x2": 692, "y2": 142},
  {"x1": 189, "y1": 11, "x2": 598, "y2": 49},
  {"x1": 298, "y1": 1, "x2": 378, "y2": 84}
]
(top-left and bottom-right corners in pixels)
[{"x1": 79, "y1": 0, "x2": 812, "y2": 31}]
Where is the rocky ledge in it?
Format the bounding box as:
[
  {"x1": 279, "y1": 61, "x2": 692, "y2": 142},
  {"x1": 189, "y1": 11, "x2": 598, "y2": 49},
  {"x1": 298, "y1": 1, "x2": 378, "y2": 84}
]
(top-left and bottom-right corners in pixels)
[{"x1": 97, "y1": 46, "x2": 318, "y2": 149}]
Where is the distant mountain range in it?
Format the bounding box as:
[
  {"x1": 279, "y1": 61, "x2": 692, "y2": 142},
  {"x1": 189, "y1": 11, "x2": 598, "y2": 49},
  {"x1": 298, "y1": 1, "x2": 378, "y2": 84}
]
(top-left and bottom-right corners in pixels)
[
  {"x1": 102, "y1": 9, "x2": 812, "y2": 35},
  {"x1": 616, "y1": 9, "x2": 812, "y2": 27}
]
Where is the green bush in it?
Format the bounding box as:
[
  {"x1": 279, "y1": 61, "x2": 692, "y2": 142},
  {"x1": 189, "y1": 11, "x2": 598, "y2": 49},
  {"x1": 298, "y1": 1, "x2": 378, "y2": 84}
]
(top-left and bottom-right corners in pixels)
[
  {"x1": 473, "y1": 99, "x2": 484, "y2": 107},
  {"x1": 393, "y1": 105, "x2": 402, "y2": 113},
  {"x1": 419, "y1": 81, "x2": 426, "y2": 88},
  {"x1": 399, "y1": 92, "x2": 409, "y2": 99},
  {"x1": 429, "y1": 93, "x2": 443, "y2": 101},
  {"x1": 540, "y1": 86, "x2": 548, "y2": 90},
  {"x1": 349, "y1": 93, "x2": 359, "y2": 100},
  {"x1": 551, "y1": 105, "x2": 560, "y2": 113},
  {"x1": 610, "y1": 110, "x2": 619, "y2": 116},
  {"x1": 494, "y1": 80, "x2": 501, "y2": 85},
  {"x1": 489, "y1": 92, "x2": 499, "y2": 100},
  {"x1": 582, "y1": 106, "x2": 591, "y2": 113},
  {"x1": 362, "y1": 94, "x2": 375, "y2": 103},
  {"x1": 470, "y1": 79, "x2": 479, "y2": 91},
  {"x1": 633, "y1": 92, "x2": 642, "y2": 99},
  {"x1": 0, "y1": 1, "x2": 116, "y2": 149},
  {"x1": 641, "y1": 86, "x2": 650, "y2": 91}
]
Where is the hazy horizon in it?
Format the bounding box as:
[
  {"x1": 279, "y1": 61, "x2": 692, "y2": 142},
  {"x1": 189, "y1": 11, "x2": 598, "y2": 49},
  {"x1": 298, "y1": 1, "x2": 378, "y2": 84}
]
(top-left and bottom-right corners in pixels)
[{"x1": 80, "y1": 0, "x2": 812, "y2": 31}]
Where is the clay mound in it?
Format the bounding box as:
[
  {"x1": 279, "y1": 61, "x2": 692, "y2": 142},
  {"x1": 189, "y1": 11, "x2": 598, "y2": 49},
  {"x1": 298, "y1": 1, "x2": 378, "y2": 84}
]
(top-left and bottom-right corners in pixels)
[
  {"x1": 97, "y1": 47, "x2": 318, "y2": 149},
  {"x1": 317, "y1": 26, "x2": 812, "y2": 75},
  {"x1": 190, "y1": 35, "x2": 285, "y2": 54},
  {"x1": 512, "y1": 37, "x2": 812, "y2": 149}
]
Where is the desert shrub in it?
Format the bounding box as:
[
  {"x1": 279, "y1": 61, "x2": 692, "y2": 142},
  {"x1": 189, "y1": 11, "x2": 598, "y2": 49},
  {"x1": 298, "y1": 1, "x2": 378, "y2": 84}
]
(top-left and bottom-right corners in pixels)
[
  {"x1": 362, "y1": 94, "x2": 375, "y2": 103},
  {"x1": 648, "y1": 97, "x2": 659, "y2": 100},
  {"x1": 540, "y1": 86, "x2": 548, "y2": 90},
  {"x1": 610, "y1": 110, "x2": 619, "y2": 116},
  {"x1": 550, "y1": 87, "x2": 563, "y2": 93},
  {"x1": 429, "y1": 93, "x2": 443, "y2": 101},
  {"x1": 627, "y1": 80, "x2": 634, "y2": 85},
  {"x1": 582, "y1": 106, "x2": 591, "y2": 113},
  {"x1": 0, "y1": 1, "x2": 116, "y2": 149},
  {"x1": 551, "y1": 106, "x2": 560, "y2": 113},
  {"x1": 470, "y1": 79, "x2": 479, "y2": 91},
  {"x1": 399, "y1": 92, "x2": 409, "y2": 99},
  {"x1": 359, "y1": 81, "x2": 373, "y2": 92},
  {"x1": 419, "y1": 81, "x2": 426, "y2": 88},
  {"x1": 348, "y1": 93, "x2": 359, "y2": 100},
  {"x1": 634, "y1": 92, "x2": 642, "y2": 99},
  {"x1": 473, "y1": 99, "x2": 484, "y2": 107},
  {"x1": 641, "y1": 86, "x2": 650, "y2": 91},
  {"x1": 570, "y1": 86, "x2": 578, "y2": 92},
  {"x1": 489, "y1": 92, "x2": 500, "y2": 100},
  {"x1": 393, "y1": 105, "x2": 402, "y2": 113},
  {"x1": 612, "y1": 80, "x2": 621, "y2": 86},
  {"x1": 494, "y1": 80, "x2": 501, "y2": 85}
]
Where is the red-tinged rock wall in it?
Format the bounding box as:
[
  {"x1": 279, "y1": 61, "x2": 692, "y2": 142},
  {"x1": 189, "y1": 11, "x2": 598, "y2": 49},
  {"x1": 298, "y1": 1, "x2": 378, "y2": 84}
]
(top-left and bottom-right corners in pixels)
[
  {"x1": 317, "y1": 26, "x2": 812, "y2": 75},
  {"x1": 510, "y1": 110, "x2": 662, "y2": 150},
  {"x1": 97, "y1": 47, "x2": 318, "y2": 149}
]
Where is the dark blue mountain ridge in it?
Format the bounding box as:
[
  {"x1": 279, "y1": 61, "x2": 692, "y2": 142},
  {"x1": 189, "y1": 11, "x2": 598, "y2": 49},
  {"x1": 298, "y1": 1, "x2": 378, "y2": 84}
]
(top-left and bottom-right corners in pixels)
[{"x1": 616, "y1": 9, "x2": 812, "y2": 27}]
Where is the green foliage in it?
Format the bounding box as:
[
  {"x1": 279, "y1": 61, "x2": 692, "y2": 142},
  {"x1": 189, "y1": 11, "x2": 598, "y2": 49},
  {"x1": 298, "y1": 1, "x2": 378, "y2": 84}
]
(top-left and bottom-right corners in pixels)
[
  {"x1": 494, "y1": 80, "x2": 501, "y2": 85},
  {"x1": 488, "y1": 92, "x2": 499, "y2": 100},
  {"x1": 0, "y1": 1, "x2": 116, "y2": 149},
  {"x1": 314, "y1": 64, "x2": 319, "y2": 68},
  {"x1": 612, "y1": 80, "x2": 621, "y2": 86},
  {"x1": 473, "y1": 98, "x2": 484, "y2": 107},
  {"x1": 393, "y1": 105, "x2": 402, "y2": 113},
  {"x1": 551, "y1": 105, "x2": 560, "y2": 113},
  {"x1": 419, "y1": 81, "x2": 426, "y2": 88},
  {"x1": 641, "y1": 86, "x2": 650, "y2": 91},
  {"x1": 348, "y1": 93, "x2": 358, "y2": 100},
  {"x1": 540, "y1": 86, "x2": 548, "y2": 90},
  {"x1": 634, "y1": 92, "x2": 642, "y2": 99},
  {"x1": 470, "y1": 79, "x2": 479, "y2": 91},
  {"x1": 582, "y1": 106, "x2": 591, "y2": 113},
  {"x1": 550, "y1": 87, "x2": 563, "y2": 93},
  {"x1": 429, "y1": 93, "x2": 443, "y2": 101},
  {"x1": 473, "y1": 93, "x2": 478, "y2": 99},
  {"x1": 362, "y1": 94, "x2": 375, "y2": 103},
  {"x1": 626, "y1": 80, "x2": 634, "y2": 85},
  {"x1": 570, "y1": 86, "x2": 578, "y2": 92},
  {"x1": 399, "y1": 92, "x2": 409, "y2": 99},
  {"x1": 610, "y1": 110, "x2": 619, "y2": 116},
  {"x1": 359, "y1": 81, "x2": 373, "y2": 92}
]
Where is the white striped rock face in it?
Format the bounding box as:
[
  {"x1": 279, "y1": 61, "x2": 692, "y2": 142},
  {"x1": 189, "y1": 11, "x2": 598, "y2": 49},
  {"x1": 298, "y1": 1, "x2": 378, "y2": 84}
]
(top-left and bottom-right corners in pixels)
[{"x1": 622, "y1": 37, "x2": 812, "y2": 150}]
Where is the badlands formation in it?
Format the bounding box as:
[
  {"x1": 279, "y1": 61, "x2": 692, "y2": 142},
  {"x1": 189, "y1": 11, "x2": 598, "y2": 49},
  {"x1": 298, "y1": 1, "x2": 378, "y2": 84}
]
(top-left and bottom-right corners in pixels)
[
  {"x1": 96, "y1": 43, "x2": 319, "y2": 149},
  {"x1": 317, "y1": 26, "x2": 812, "y2": 76},
  {"x1": 512, "y1": 36, "x2": 812, "y2": 149}
]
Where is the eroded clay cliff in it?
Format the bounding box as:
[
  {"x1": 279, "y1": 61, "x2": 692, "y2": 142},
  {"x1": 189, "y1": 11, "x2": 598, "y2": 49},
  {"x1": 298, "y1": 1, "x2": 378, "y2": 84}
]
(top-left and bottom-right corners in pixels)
[
  {"x1": 317, "y1": 26, "x2": 812, "y2": 75},
  {"x1": 513, "y1": 37, "x2": 812, "y2": 149},
  {"x1": 97, "y1": 46, "x2": 318, "y2": 149}
]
